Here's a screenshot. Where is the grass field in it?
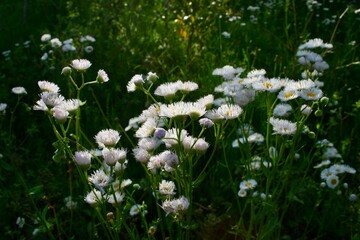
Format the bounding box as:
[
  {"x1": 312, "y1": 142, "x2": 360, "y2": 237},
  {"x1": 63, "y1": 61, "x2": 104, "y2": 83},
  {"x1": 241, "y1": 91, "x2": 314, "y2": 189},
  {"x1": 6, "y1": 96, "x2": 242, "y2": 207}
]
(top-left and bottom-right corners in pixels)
[{"x1": 1, "y1": 1, "x2": 360, "y2": 239}]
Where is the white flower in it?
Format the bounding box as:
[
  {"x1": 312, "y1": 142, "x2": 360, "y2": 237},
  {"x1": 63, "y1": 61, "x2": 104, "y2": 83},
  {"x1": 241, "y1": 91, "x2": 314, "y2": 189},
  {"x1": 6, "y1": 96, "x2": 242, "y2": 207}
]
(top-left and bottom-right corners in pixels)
[
  {"x1": 107, "y1": 192, "x2": 125, "y2": 206},
  {"x1": 121, "y1": 179, "x2": 132, "y2": 188},
  {"x1": 130, "y1": 204, "x2": 142, "y2": 216},
  {"x1": 251, "y1": 78, "x2": 282, "y2": 92},
  {"x1": 240, "y1": 179, "x2": 257, "y2": 190},
  {"x1": 52, "y1": 107, "x2": 69, "y2": 123},
  {"x1": 62, "y1": 44, "x2": 76, "y2": 52},
  {"x1": 299, "y1": 88, "x2": 323, "y2": 100},
  {"x1": 247, "y1": 133, "x2": 264, "y2": 143},
  {"x1": 199, "y1": 118, "x2": 214, "y2": 128},
  {"x1": 33, "y1": 99, "x2": 48, "y2": 111},
  {"x1": 80, "y1": 35, "x2": 96, "y2": 42},
  {"x1": 326, "y1": 174, "x2": 339, "y2": 189},
  {"x1": 12, "y1": 87, "x2": 27, "y2": 95},
  {"x1": 138, "y1": 137, "x2": 162, "y2": 151},
  {"x1": 74, "y1": 151, "x2": 92, "y2": 168},
  {"x1": 238, "y1": 189, "x2": 247, "y2": 197},
  {"x1": 16, "y1": 217, "x2": 25, "y2": 228},
  {"x1": 162, "y1": 196, "x2": 189, "y2": 215},
  {"x1": 71, "y1": 59, "x2": 92, "y2": 71},
  {"x1": 215, "y1": 104, "x2": 243, "y2": 119},
  {"x1": 40, "y1": 92, "x2": 65, "y2": 107},
  {"x1": 277, "y1": 90, "x2": 299, "y2": 101},
  {"x1": 146, "y1": 72, "x2": 158, "y2": 82},
  {"x1": 212, "y1": 65, "x2": 244, "y2": 80},
  {"x1": 0, "y1": 103, "x2": 7, "y2": 112},
  {"x1": 298, "y1": 38, "x2": 333, "y2": 50},
  {"x1": 301, "y1": 104, "x2": 312, "y2": 115},
  {"x1": 38, "y1": 81, "x2": 60, "y2": 93},
  {"x1": 154, "y1": 81, "x2": 181, "y2": 98},
  {"x1": 177, "y1": 81, "x2": 199, "y2": 93},
  {"x1": 273, "y1": 103, "x2": 292, "y2": 117},
  {"x1": 313, "y1": 160, "x2": 331, "y2": 169},
  {"x1": 96, "y1": 69, "x2": 109, "y2": 83},
  {"x1": 84, "y1": 189, "x2": 103, "y2": 206},
  {"x1": 269, "y1": 117, "x2": 297, "y2": 135},
  {"x1": 159, "y1": 180, "x2": 176, "y2": 196},
  {"x1": 41, "y1": 52, "x2": 48, "y2": 61},
  {"x1": 50, "y1": 38, "x2": 62, "y2": 48},
  {"x1": 95, "y1": 129, "x2": 120, "y2": 149},
  {"x1": 41, "y1": 34, "x2": 51, "y2": 42},
  {"x1": 102, "y1": 147, "x2": 127, "y2": 166},
  {"x1": 135, "y1": 118, "x2": 157, "y2": 138},
  {"x1": 88, "y1": 169, "x2": 111, "y2": 189},
  {"x1": 127, "y1": 74, "x2": 144, "y2": 92},
  {"x1": 163, "y1": 128, "x2": 188, "y2": 148},
  {"x1": 196, "y1": 94, "x2": 214, "y2": 109},
  {"x1": 57, "y1": 99, "x2": 82, "y2": 114},
  {"x1": 84, "y1": 45, "x2": 94, "y2": 53},
  {"x1": 222, "y1": 31, "x2": 231, "y2": 38},
  {"x1": 133, "y1": 147, "x2": 151, "y2": 163}
]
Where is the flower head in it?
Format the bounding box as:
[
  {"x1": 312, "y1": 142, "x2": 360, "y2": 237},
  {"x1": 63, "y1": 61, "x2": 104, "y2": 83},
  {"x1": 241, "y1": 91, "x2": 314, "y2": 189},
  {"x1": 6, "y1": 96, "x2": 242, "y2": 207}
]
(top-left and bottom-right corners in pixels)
[
  {"x1": 12, "y1": 87, "x2": 27, "y2": 95},
  {"x1": 240, "y1": 179, "x2": 258, "y2": 190},
  {"x1": 269, "y1": 117, "x2": 297, "y2": 135},
  {"x1": 74, "y1": 151, "x2": 92, "y2": 169},
  {"x1": 88, "y1": 169, "x2": 111, "y2": 189},
  {"x1": 97, "y1": 69, "x2": 109, "y2": 83},
  {"x1": 84, "y1": 189, "x2": 103, "y2": 207},
  {"x1": 38, "y1": 81, "x2": 60, "y2": 93},
  {"x1": 95, "y1": 129, "x2": 121, "y2": 149},
  {"x1": 71, "y1": 59, "x2": 92, "y2": 71},
  {"x1": 159, "y1": 180, "x2": 176, "y2": 196}
]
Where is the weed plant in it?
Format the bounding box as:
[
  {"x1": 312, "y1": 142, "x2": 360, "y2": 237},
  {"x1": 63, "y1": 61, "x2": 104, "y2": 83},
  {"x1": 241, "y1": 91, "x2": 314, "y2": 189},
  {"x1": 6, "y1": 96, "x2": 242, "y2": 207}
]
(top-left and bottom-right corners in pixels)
[{"x1": 1, "y1": 0, "x2": 360, "y2": 239}]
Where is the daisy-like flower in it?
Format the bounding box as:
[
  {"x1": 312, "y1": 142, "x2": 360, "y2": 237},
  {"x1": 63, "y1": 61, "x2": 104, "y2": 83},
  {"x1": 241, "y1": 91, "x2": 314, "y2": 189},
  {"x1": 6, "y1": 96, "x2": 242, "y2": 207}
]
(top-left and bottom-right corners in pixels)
[
  {"x1": 57, "y1": 99, "x2": 82, "y2": 114},
  {"x1": 11, "y1": 87, "x2": 27, "y2": 95},
  {"x1": 130, "y1": 204, "x2": 142, "y2": 216},
  {"x1": 240, "y1": 179, "x2": 258, "y2": 190},
  {"x1": 212, "y1": 65, "x2": 244, "y2": 80},
  {"x1": 163, "y1": 128, "x2": 188, "y2": 148},
  {"x1": 84, "y1": 189, "x2": 103, "y2": 207},
  {"x1": 97, "y1": 69, "x2": 109, "y2": 83},
  {"x1": 40, "y1": 92, "x2": 65, "y2": 108},
  {"x1": 114, "y1": 160, "x2": 128, "y2": 172},
  {"x1": 178, "y1": 81, "x2": 199, "y2": 93},
  {"x1": 269, "y1": 117, "x2": 297, "y2": 135},
  {"x1": 102, "y1": 147, "x2": 127, "y2": 166},
  {"x1": 127, "y1": 74, "x2": 144, "y2": 92},
  {"x1": 238, "y1": 189, "x2": 247, "y2": 197},
  {"x1": 299, "y1": 88, "x2": 323, "y2": 100},
  {"x1": 192, "y1": 138, "x2": 210, "y2": 153},
  {"x1": 121, "y1": 179, "x2": 132, "y2": 188},
  {"x1": 52, "y1": 107, "x2": 69, "y2": 123},
  {"x1": 196, "y1": 94, "x2": 214, "y2": 109},
  {"x1": 159, "y1": 180, "x2": 176, "y2": 196},
  {"x1": 107, "y1": 192, "x2": 125, "y2": 207},
  {"x1": 88, "y1": 169, "x2": 111, "y2": 189},
  {"x1": 133, "y1": 147, "x2": 151, "y2": 163},
  {"x1": 326, "y1": 174, "x2": 339, "y2": 189},
  {"x1": 320, "y1": 168, "x2": 333, "y2": 180},
  {"x1": 251, "y1": 78, "x2": 282, "y2": 92},
  {"x1": 62, "y1": 43, "x2": 76, "y2": 52},
  {"x1": 329, "y1": 164, "x2": 346, "y2": 175},
  {"x1": 95, "y1": 129, "x2": 120, "y2": 149},
  {"x1": 33, "y1": 99, "x2": 48, "y2": 112},
  {"x1": 313, "y1": 160, "x2": 331, "y2": 169},
  {"x1": 300, "y1": 104, "x2": 312, "y2": 115},
  {"x1": 159, "y1": 102, "x2": 206, "y2": 120},
  {"x1": 146, "y1": 72, "x2": 158, "y2": 82},
  {"x1": 298, "y1": 38, "x2": 333, "y2": 50},
  {"x1": 216, "y1": 104, "x2": 243, "y2": 119},
  {"x1": 247, "y1": 133, "x2": 264, "y2": 143},
  {"x1": 135, "y1": 118, "x2": 157, "y2": 138},
  {"x1": 138, "y1": 137, "x2": 162, "y2": 151},
  {"x1": 84, "y1": 45, "x2": 94, "y2": 53},
  {"x1": 277, "y1": 90, "x2": 299, "y2": 101},
  {"x1": 41, "y1": 34, "x2": 51, "y2": 42},
  {"x1": 199, "y1": 118, "x2": 214, "y2": 128},
  {"x1": 50, "y1": 38, "x2": 62, "y2": 48},
  {"x1": 70, "y1": 59, "x2": 92, "y2": 71},
  {"x1": 74, "y1": 151, "x2": 92, "y2": 168},
  {"x1": 273, "y1": 103, "x2": 292, "y2": 117},
  {"x1": 80, "y1": 35, "x2": 96, "y2": 42},
  {"x1": 41, "y1": 52, "x2": 48, "y2": 61},
  {"x1": 162, "y1": 196, "x2": 189, "y2": 215},
  {"x1": 38, "y1": 81, "x2": 60, "y2": 93},
  {"x1": 154, "y1": 81, "x2": 181, "y2": 98}
]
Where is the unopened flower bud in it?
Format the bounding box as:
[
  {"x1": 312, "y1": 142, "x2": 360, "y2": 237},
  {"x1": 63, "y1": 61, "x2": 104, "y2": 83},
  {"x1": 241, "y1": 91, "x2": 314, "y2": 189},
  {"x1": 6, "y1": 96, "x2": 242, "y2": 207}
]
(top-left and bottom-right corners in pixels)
[
  {"x1": 154, "y1": 128, "x2": 166, "y2": 138},
  {"x1": 315, "y1": 109, "x2": 322, "y2": 117},
  {"x1": 308, "y1": 131, "x2": 316, "y2": 139},
  {"x1": 320, "y1": 97, "x2": 329, "y2": 106},
  {"x1": 61, "y1": 66, "x2": 72, "y2": 76}
]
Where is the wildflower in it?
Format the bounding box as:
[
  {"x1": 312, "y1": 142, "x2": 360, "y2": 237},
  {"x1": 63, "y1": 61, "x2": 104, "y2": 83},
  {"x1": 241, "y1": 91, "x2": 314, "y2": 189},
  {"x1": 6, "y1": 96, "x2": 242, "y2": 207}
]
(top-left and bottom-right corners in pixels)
[
  {"x1": 154, "y1": 128, "x2": 167, "y2": 139},
  {"x1": 16, "y1": 217, "x2": 25, "y2": 228},
  {"x1": 61, "y1": 66, "x2": 72, "y2": 76},
  {"x1": 344, "y1": 165, "x2": 356, "y2": 174},
  {"x1": 57, "y1": 99, "x2": 82, "y2": 114},
  {"x1": 62, "y1": 43, "x2": 76, "y2": 52},
  {"x1": 247, "y1": 133, "x2": 264, "y2": 143},
  {"x1": 50, "y1": 38, "x2": 62, "y2": 48},
  {"x1": 196, "y1": 94, "x2": 214, "y2": 109},
  {"x1": 52, "y1": 107, "x2": 69, "y2": 123},
  {"x1": 301, "y1": 104, "x2": 312, "y2": 115},
  {"x1": 121, "y1": 179, "x2": 132, "y2": 188},
  {"x1": 138, "y1": 137, "x2": 162, "y2": 151},
  {"x1": 88, "y1": 169, "x2": 111, "y2": 189},
  {"x1": 326, "y1": 174, "x2": 339, "y2": 189},
  {"x1": 40, "y1": 92, "x2": 65, "y2": 108},
  {"x1": 300, "y1": 88, "x2": 323, "y2": 101},
  {"x1": 269, "y1": 117, "x2": 297, "y2": 135},
  {"x1": 298, "y1": 38, "x2": 333, "y2": 50},
  {"x1": 135, "y1": 118, "x2": 157, "y2": 138},
  {"x1": 133, "y1": 147, "x2": 151, "y2": 163},
  {"x1": 97, "y1": 69, "x2": 109, "y2": 83},
  {"x1": 114, "y1": 160, "x2": 128, "y2": 173},
  {"x1": 80, "y1": 35, "x2": 96, "y2": 42},
  {"x1": 178, "y1": 81, "x2": 199, "y2": 94},
  {"x1": 107, "y1": 192, "x2": 125, "y2": 207},
  {"x1": 192, "y1": 138, "x2": 210, "y2": 153},
  {"x1": 32, "y1": 228, "x2": 40, "y2": 236},
  {"x1": 0, "y1": 103, "x2": 7, "y2": 113},
  {"x1": 95, "y1": 129, "x2": 120, "y2": 149},
  {"x1": 323, "y1": 147, "x2": 341, "y2": 159},
  {"x1": 320, "y1": 168, "x2": 333, "y2": 180},
  {"x1": 240, "y1": 179, "x2": 258, "y2": 190},
  {"x1": 146, "y1": 72, "x2": 158, "y2": 82},
  {"x1": 199, "y1": 118, "x2": 214, "y2": 128},
  {"x1": 232, "y1": 138, "x2": 246, "y2": 147},
  {"x1": 252, "y1": 78, "x2": 282, "y2": 92},
  {"x1": 273, "y1": 103, "x2": 292, "y2": 117},
  {"x1": 84, "y1": 189, "x2": 103, "y2": 207},
  {"x1": 74, "y1": 151, "x2": 92, "y2": 169},
  {"x1": 329, "y1": 164, "x2": 346, "y2": 174},
  {"x1": 349, "y1": 194, "x2": 357, "y2": 201},
  {"x1": 313, "y1": 160, "x2": 331, "y2": 169},
  {"x1": 71, "y1": 59, "x2": 92, "y2": 71},
  {"x1": 222, "y1": 31, "x2": 231, "y2": 38},
  {"x1": 41, "y1": 34, "x2": 51, "y2": 42},
  {"x1": 162, "y1": 196, "x2": 190, "y2": 215},
  {"x1": 41, "y1": 52, "x2": 48, "y2": 61},
  {"x1": 238, "y1": 189, "x2": 247, "y2": 197},
  {"x1": 102, "y1": 147, "x2": 127, "y2": 166},
  {"x1": 33, "y1": 99, "x2": 48, "y2": 112},
  {"x1": 163, "y1": 128, "x2": 188, "y2": 148},
  {"x1": 11, "y1": 86, "x2": 27, "y2": 95},
  {"x1": 64, "y1": 196, "x2": 77, "y2": 209},
  {"x1": 269, "y1": 146, "x2": 278, "y2": 160},
  {"x1": 38, "y1": 81, "x2": 60, "y2": 93},
  {"x1": 278, "y1": 90, "x2": 299, "y2": 101},
  {"x1": 127, "y1": 74, "x2": 144, "y2": 92},
  {"x1": 159, "y1": 180, "x2": 176, "y2": 196},
  {"x1": 84, "y1": 45, "x2": 94, "y2": 53},
  {"x1": 130, "y1": 204, "x2": 142, "y2": 216},
  {"x1": 212, "y1": 65, "x2": 244, "y2": 80},
  {"x1": 154, "y1": 81, "x2": 181, "y2": 98}
]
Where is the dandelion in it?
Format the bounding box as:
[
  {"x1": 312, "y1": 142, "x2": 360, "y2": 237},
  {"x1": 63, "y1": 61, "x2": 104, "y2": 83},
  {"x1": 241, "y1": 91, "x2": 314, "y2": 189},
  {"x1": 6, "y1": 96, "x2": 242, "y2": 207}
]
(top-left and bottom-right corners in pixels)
[
  {"x1": 95, "y1": 129, "x2": 120, "y2": 149},
  {"x1": 326, "y1": 174, "x2": 339, "y2": 189},
  {"x1": 70, "y1": 59, "x2": 92, "y2": 71},
  {"x1": 269, "y1": 117, "x2": 297, "y2": 135},
  {"x1": 84, "y1": 189, "x2": 103, "y2": 207},
  {"x1": 97, "y1": 69, "x2": 109, "y2": 83},
  {"x1": 12, "y1": 87, "x2": 27, "y2": 95},
  {"x1": 38, "y1": 81, "x2": 60, "y2": 93},
  {"x1": 88, "y1": 169, "x2": 111, "y2": 189},
  {"x1": 159, "y1": 180, "x2": 176, "y2": 196},
  {"x1": 240, "y1": 179, "x2": 257, "y2": 190}
]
